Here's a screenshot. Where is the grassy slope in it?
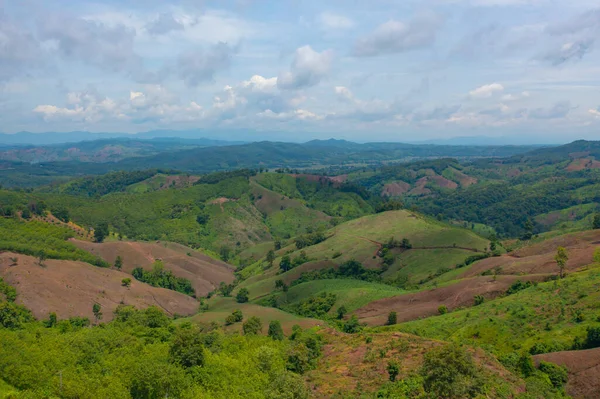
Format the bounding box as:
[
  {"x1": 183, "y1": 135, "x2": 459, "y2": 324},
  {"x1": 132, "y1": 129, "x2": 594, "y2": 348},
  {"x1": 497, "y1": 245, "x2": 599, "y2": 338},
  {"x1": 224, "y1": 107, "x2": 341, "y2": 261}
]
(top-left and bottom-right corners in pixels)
[
  {"x1": 188, "y1": 297, "x2": 321, "y2": 334},
  {"x1": 277, "y1": 279, "x2": 405, "y2": 314},
  {"x1": 388, "y1": 262, "x2": 600, "y2": 356}
]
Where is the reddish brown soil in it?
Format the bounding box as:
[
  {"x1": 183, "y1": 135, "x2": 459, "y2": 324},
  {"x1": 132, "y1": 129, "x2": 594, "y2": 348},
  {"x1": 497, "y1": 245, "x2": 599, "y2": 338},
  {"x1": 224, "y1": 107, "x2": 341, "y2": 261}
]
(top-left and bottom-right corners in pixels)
[
  {"x1": 408, "y1": 177, "x2": 432, "y2": 196},
  {"x1": 566, "y1": 158, "x2": 600, "y2": 172},
  {"x1": 307, "y1": 329, "x2": 523, "y2": 398},
  {"x1": 72, "y1": 240, "x2": 235, "y2": 297},
  {"x1": 354, "y1": 275, "x2": 548, "y2": 326},
  {"x1": 162, "y1": 175, "x2": 201, "y2": 189},
  {"x1": 381, "y1": 181, "x2": 411, "y2": 197},
  {"x1": 461, "y1": 230, "x2": 600, "y2": 279},
  {"x1": 430, "y1": 175, "x2": 458, "y2": 189},
  {"x1": 0, "y1": 253, "x2": 198, "y2": 321},
  {"x1": 534, "y1": 348, "x2": 600, "y2": 399},
  {"x1": 448, "y1": 167, "x2": 478, "y2": 187}
]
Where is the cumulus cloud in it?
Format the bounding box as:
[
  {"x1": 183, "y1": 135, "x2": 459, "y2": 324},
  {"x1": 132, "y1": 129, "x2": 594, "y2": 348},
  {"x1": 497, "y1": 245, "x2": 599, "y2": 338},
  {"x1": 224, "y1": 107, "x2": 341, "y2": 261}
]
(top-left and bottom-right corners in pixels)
[
  {"x1": 177, "y1": 42, "x2": 236, "y2": 87},
  {"x1": 469, "y1": 83, "x2": 504, "y2": 98},
  {"x1": 317, "y1": 12, "x2": 354, "y2": 30},
  {"x1": 146, "y1": 13, "x2": 185, "y2": 36},
  {"x1": 278, "y1": 46, "x2": 333, "y2": 90},
  {"x1": 38, "y1": 14, "x2": 140, "y2": 72},
  {"x1": 34, "y1": 88, "x2": 121, "y2": 122},
  {"x1": 589, "y1": 107, "x2": 600, "y2": 118},
  {"x1": 353, "y1": 13, "x2": 442, "y2": 57}
]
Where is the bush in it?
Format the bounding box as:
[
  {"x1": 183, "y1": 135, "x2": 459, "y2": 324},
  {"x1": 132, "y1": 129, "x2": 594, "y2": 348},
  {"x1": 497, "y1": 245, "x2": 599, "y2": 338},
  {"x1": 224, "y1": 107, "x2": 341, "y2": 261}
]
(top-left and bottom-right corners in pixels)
[
  {"x1": 268, "y1": 320, "x2": 285, "y2": 341},
  {"x1": 293, "y1": 292, "x2": 337, "y2": 318},
  {"x1": 420, "y1": 344, "x2": 485, "y2": 399},
  {"x1": 225, "y1": 309, "x2": 243, "y2": 325},
  {"x1": 243, "y1": 316, "x2": 263, "y2": 335},
  {"x1": 538, "y1": 361, "x2": 568, "y2": 389},
  {"x1": 438, "y1": 305, "x2": 448, "y2": 315},
  {"x1": 387, "y1": 311, "x2": 397, "y2": 325},
  {"x1": 121, "y1": 278, "x2": 131, "y2": 287},
  {"x1": 387, "y1": 361, "x2": 400, "y2": 382},
  {"x1": 236, "y1": 288, "x2": 250, "y2": 303},
  {"x1": 336, "y1": 306, "x2": 347, "y2": 320},
  {"x1": 342, "y1": 315, "x2": 361, "y2": 334},
  {"x1": 474, "y1": 295, "x2": 485, "y2": 306}
]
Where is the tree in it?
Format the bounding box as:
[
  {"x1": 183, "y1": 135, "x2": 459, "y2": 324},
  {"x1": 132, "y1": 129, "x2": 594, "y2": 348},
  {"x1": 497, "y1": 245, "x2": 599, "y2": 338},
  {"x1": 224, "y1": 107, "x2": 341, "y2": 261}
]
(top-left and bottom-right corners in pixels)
[
  {"x1": 94, "y1": 222, "x2": 109, "y2": 243},
  {"x1": 266, "y1": 250, "x2": 275, "y2": 268},
  {"x1": 420, "y1": 344, "x2": 484, "y2": 399},
  {"x1": 268, "y1": 320, "x2": 284, "y2": 341},
  {"x1": 44, "y1": 312, "x2": 57, "y2": 328},
  {"x1": 275, "y1": 279, "x2": 287, "y2": 291},
  {"x1": 474, "y1": 295, "x2": 485, "y2": 306},
  {"x1": 37, "y1": 251, "x2": 47, "y2": 267},
  {"x1": 279, "y1": 255, "x2": 292, "y2": 272},
  {"x1": 236, "y1": 288, "x2": 249, "y2": 303},
  {"x1": 121, "y1": 278, "x2": 131, "y2": 287},
  {"x1": 52, "y1": 207, "x2": 70, "y2": 223},
  {"x1": 343, "y1": 315, "x2": 361, "y2": 334},
  {"x1": 593, "y1": 213, "x2": 600, "y2": 229},
  {"x1": 21, "y1": 208, "x2": 31, "y2": 219},
  {"x1": 387, "y1": 361, "x2": 400, "y2": 382},
  {"x1": 169, "y1": 327, "x2": 205, "y2": 368},
  {"x1": 387, "y1": 311, "x2": 397, "y2": 325},
  {"x1": 92, "y1": 303, "x2": 102, "y2": 324},
  {"x1": 114, "y1": 256, "x2": 123, "y2": 271},
  {"x1": 274, "y1": 240, "x2": 282, "y2": 250},
  {"x1": 336, "y1": 306, "x2": 347, "y2": 320},
  {"x1": 225, "y1": 309, "x2": 243, "y2": 325},
  {"x1": 243, "y1": 316, "x2": 263, "y2": 335},
  {"x1": 219, "y1": 246, "x2": 231, "y2": 262},
  {"x1": 555, "y1": 246, "x2": 569, "y2": 279}
]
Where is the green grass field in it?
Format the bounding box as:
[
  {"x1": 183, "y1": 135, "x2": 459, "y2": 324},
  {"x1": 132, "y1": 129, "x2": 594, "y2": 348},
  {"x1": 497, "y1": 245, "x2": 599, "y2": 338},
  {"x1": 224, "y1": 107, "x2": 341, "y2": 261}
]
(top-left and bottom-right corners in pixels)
[
  {"x1": 188, "y1": 297, "x2": 320, "y2": 333},
  {"x1": 276, "y1": 279, "x2": 405, "y2": 314},
  {"x1": 386, "y1": 262, "x2": 600, "y2": 356}
]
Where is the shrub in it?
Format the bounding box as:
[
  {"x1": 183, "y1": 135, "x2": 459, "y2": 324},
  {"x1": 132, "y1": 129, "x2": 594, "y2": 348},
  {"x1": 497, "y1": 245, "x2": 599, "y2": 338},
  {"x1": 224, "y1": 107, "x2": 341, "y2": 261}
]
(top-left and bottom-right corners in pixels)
[
  {"x1": 225, "y1": 309, "x2": 243, "y2": 325},
  {"x1": 538, "y1": 361, "x2": 568, "y2": 388},
  {"x1": 243, "y1": 316, "x2": 263, "y2": 335},
  {"x1": 420, "y1": 344, "x2": 485, "y2": 399},
  {"x1": 474, "y1": 295, "x2": 485, "y2": 306},
  {"x1": 387, "y1": 311, "x2": 397, "y2": 325},
  {"x1": 342, "y1": 315, "x2": 361, "y2": 334},
  {"x1": 268, "y1": 320, "x2": 284, "y2": 341},
  {"x1": 336, "y1": 306, "x2": 347, "y2": 320},
  {"x1": 387, "y1": 361, "x2": 400, "y2": 382},
  {"x1": 438, "y1": 305, "x2": 448, "y2": 315},
  {"x1": 236, "y1": 288, "x2": 250, "y2": 303},
  {"x1": 121, "y1": 278, "x2": 131, "y2": 287}
]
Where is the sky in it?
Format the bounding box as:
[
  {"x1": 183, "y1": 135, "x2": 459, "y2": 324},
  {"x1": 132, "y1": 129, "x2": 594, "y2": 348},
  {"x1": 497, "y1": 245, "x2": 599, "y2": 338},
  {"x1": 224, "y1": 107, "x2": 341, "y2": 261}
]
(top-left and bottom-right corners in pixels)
[{"x1": 1, "y1": 0, "x2": 600, "y2": 142}]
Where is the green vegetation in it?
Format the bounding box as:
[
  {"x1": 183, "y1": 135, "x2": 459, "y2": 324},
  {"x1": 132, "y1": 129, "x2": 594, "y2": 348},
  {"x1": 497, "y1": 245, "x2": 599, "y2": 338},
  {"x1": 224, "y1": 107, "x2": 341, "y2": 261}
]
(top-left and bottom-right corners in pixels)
[
  {"x1": 132, "y1": 260, "x2": 195, "y2": 296},
  {"x1": 0, "y1": 218, "x2": 107, "y2": 266}
]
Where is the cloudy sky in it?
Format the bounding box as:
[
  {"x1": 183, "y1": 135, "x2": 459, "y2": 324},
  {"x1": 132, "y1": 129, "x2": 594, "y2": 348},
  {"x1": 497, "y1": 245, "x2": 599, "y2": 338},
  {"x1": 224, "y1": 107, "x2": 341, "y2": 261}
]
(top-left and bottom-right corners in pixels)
[{"x1": 1, "y1": 0, "x2": 599, "y2": 142}]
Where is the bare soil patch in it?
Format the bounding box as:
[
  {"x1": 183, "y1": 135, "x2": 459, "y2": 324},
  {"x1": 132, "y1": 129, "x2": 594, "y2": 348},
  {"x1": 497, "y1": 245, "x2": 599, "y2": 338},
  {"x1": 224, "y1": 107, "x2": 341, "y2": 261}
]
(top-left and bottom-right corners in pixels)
[
  {"x1": 72, "y1": 240, "x2": 235, "y2": 297},
  {"x1": 0, "y1": 252, "x2": 198, "y2": 321},
  {"x1": 381, "y1": 181, "x2": 411, "y2": 197},
  {"x1": 354, "y1": 275, "x2": 548, "y2": 326},
  {"x1": 534, "y1": 348, "x2": 600, "y2": 399}
]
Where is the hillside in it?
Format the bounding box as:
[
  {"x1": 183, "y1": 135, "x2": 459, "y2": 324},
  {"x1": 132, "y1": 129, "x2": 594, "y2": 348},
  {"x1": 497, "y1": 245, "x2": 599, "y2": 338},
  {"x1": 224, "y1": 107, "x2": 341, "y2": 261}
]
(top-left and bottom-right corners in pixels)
[{"x1": 0, "y1": 252, "x2": 198, "y2": 321}]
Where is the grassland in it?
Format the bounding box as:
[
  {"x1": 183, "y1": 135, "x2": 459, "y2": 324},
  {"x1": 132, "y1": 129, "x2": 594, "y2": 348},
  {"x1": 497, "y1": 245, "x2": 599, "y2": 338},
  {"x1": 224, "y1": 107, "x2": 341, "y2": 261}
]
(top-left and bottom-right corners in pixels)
[
  {"x1": 389, "y1": 262, "x2": 600, "y2": 356},
  {"x1": 189, "y1": 296, "x2": 321, "y2": 333}
]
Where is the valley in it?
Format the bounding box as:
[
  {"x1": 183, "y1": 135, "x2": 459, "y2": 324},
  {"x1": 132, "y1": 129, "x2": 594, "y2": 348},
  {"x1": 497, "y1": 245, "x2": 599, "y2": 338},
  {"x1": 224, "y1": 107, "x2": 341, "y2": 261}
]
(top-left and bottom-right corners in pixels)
[{"x1": 0, "y1": 139, "x2": 599, "y2": 398}]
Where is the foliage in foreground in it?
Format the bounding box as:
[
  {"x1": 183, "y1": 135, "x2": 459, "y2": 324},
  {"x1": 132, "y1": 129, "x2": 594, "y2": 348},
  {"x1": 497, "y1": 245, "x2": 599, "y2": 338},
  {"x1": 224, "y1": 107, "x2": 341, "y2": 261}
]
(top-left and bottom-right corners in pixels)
[{"x1": 0, "y1": 305, "x2": 313, "y2": 399}]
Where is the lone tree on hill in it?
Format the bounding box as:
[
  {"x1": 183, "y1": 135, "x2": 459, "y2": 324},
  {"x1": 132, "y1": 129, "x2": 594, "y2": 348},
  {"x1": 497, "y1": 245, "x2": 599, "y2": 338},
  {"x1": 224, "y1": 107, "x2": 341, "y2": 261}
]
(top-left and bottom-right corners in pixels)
[
  {"x1": 594, "y1": 213, "x2": 600, "y2": 229},
  {"x1": 114, "y1": 256, "x2": 123, "y2": 271},
  {"x1": 387, "y1": 311, "x2": 397, "y2": 325},
  {"x1": 279, "y1": 255, "x2": 292, "y2": 272},
  {"x1": 387, "y1": 361, "x2": 400, "y2": 382},
  {"x1": 236, "y1": 288, "x2": 249, "y2": 303},
  {"x1": 92, "y1": 303, "x2": 103, "y2": 324},
  {"x1": 266, "y1": 250, "x2": 275, "y2": 268},
  {"x1": 94, "y1": 222, "x2": 109, "y2": 243},
  {"x1": 243, "y1": 316, "x2": 262, "y2": 335},
  {"x1": 555, "y1": 247, "x2": 569, "y2": 279}
]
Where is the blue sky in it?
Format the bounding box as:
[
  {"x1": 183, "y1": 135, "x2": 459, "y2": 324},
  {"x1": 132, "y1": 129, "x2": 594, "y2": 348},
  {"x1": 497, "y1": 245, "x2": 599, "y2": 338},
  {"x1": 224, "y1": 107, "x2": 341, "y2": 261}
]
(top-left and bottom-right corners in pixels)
[{"x1": 1, "y1": 0, "x2": 599, "y2": 142}]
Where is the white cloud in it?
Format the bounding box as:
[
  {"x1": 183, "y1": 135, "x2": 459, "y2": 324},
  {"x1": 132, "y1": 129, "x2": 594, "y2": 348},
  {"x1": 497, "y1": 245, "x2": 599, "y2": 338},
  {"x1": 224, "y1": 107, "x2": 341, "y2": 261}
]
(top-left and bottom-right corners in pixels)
[
  {"x1": 469, "y1": 83, "x2": 505, "y2": 98},
  {"x1": 334, "y1": 86, "x2": 355, "y2": 102},
  {"x1": 278, "y1": 46, "x2": 333, "y2": 90},
  {"x1": 501, "y1": 91, "x2": 530, "y2": 101},
  {"x1": 588, "y1": 108, "x2": 600, "y2": 117},
  {"x1": 317, "y1": 12, "x2": 354, "y2": 30}
]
